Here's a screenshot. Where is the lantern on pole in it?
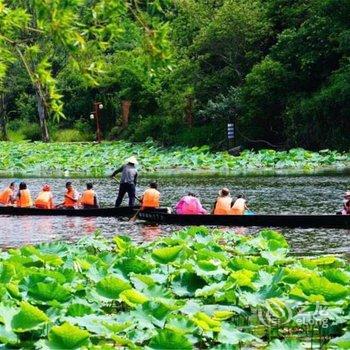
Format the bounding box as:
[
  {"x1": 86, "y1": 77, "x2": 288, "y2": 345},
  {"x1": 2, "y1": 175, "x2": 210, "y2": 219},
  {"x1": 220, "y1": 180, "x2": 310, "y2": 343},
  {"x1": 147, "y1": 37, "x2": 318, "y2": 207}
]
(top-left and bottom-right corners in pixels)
[{"x1": 89, "y1": 102, "x2": 103, "y2": 143}]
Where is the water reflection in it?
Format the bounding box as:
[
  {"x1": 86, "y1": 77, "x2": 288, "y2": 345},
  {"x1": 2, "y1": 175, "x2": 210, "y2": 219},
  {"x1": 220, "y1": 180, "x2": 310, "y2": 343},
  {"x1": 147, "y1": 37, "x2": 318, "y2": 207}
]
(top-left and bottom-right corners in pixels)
[{"x1": 0, "y1": 174, "x2": 348, "y2": 255}]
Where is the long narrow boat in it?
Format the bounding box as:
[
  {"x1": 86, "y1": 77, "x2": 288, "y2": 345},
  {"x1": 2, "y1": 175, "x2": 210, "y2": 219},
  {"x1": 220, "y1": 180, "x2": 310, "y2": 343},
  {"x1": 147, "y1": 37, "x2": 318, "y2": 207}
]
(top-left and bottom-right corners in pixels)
[
  {"x1": 138, "y1": 212, "x2": 350, "y2": 229},
  {"x1": 0, "y1": 206, "x2": 168, "y2": 217}
]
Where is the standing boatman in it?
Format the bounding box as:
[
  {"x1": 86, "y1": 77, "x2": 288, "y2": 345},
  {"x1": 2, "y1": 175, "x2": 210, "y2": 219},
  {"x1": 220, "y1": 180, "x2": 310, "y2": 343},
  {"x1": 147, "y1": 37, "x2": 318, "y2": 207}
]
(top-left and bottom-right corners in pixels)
[{"x1": 111, "y1": 156, "x2": 138, "y2": 207}]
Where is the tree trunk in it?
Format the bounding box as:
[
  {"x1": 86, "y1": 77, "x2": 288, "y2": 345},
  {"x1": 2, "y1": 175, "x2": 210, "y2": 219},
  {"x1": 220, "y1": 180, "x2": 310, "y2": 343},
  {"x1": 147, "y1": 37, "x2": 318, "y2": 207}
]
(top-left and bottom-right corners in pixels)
[
  {"x1": 35, "y1": 84, "x2": 50, "y2": 142},
  {"x1": 185, "y1": 96, "x2": 194, "y2": 127},
  {"x1": 121, "y1": 100, "x2": 131, "y2": 129},
  {"x1": 0, "y1": 94, "x2": 8, "y2": 140}
]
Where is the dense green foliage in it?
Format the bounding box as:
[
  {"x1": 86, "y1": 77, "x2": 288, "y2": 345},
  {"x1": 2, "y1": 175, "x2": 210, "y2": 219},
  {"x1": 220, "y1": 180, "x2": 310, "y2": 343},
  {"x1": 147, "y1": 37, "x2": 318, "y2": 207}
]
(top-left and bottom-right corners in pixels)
[
  {"x1": 0, "y1": 227, "x2": 349, "y2": 348},
  {"x1": 0, "y1": 0, "x2": 349, "y2": 150},
  {"x1": 0, "y1": 141, "x2": 349, "y2": 176}
]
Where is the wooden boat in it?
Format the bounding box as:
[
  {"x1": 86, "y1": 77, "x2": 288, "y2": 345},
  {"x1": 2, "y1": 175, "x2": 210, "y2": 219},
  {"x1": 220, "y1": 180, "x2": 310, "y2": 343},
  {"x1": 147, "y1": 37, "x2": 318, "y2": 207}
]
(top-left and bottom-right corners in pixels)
[
  {"x1": 138, "y1": 212, "x2": 350, "y2": 229},
  {"x1": 0, "y1": 206, "x2": 168, "y2": 217}
]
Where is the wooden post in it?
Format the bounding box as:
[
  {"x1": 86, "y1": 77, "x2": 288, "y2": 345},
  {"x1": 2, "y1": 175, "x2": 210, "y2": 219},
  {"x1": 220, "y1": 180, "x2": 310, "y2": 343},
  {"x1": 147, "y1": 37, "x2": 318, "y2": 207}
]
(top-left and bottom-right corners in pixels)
[{"x1": 121, "y1": 100, "x2": 131, "y2": 128}]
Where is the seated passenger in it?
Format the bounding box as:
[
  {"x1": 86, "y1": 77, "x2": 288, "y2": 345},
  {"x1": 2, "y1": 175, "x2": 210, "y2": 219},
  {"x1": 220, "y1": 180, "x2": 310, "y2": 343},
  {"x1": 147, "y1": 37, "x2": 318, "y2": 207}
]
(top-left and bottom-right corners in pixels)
[
  {"x1": 213, "y1": 188, "x2": 232, "y2": 215},
  {"x1": 0, "y1": 182, "x2": 16, "y2": 206},
  {"x1": 341, "y1": 191, "x2": 350, "y2": 215},
  {"x1": 80, "y1": 183, "x2": 99, "y2": 209},
  {"x1": 230, "y1": 194, "x2": 248, "y2": 215},
  {"x1": 16, "y1": 182, "x2": 33, "y2": 208},
  {"x1": 141, "y1": 182, "x2": 160, "y2": 210},
  {"x1": 175, "y1": 192, "x2": 207, "y2": 215},
  {"x1": 35, "y1": 184, "x2": 54, "y2": 209},
  {"x1": 62, "y1": 182, "x2": 79, "y2": 208}
]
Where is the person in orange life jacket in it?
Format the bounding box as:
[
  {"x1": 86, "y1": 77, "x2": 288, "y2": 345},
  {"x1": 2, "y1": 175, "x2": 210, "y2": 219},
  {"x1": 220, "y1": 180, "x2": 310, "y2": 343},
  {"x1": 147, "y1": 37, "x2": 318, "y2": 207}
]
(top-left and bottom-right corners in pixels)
[
  {"x1": 80, "y1": 183, "x2": 99, "y2": 208},
  {"x1": 231, "y1": 194, "x2": 248, "y2": 215},
  {"x1": 34, "y1": 184, "x2": 54, "y2": 209},
  {"x1": 16, "y1": 182, "x2": 33, "y2": 208},
  {"x1": 62, "y1": 182, "x2": 79, "y2": 208},
  {"x1": 0, "y1": 182, "x2": 16, "y2": 205},
  {"x1": 175, "y1": 192, "x2": 207, "y2": 215},
  {"x1": 213, "y1": 188, "x2": 232, "y2": 215},
  {"x1": 141, "y1": 182, "x2": 160, "y2": 210},
  {"x1": 111, "y1": 156, "x2": 138, "y2": 207}
]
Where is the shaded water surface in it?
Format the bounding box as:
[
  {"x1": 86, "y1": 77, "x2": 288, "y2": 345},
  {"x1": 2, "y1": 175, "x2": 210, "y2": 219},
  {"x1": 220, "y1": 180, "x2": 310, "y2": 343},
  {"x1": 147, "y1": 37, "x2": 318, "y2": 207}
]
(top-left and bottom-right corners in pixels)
[{"x1": 0, "y1": 175, "x2": 349, "y2": 255}]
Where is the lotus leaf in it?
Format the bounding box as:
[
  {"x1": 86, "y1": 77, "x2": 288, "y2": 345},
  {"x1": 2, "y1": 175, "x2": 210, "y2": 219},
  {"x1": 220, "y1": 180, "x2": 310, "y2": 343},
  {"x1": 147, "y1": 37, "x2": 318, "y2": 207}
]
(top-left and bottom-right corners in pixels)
[
  {"x1": 217, "y1": 323, "x2": 260, "y2": 345},
  {"x1": 298, "y1": 276, "x2": 348, "y2": 301},
  {"x1": 120, "y1": 289, "x2": 149, "y2": 307},
  {"x1": 11, "y1": 302, "x2": 49, "y2": 332},
  {"x1": 147, "y1": 329, "x2": 193, "y2": 349},
  {"x1": 152, "y1": 246, "x2": 183, "y2": 264},
  {"x1": 96, "y1": 276, "x2": 131, "y2": 299},
  {"x1": 48, "y1": 322, "x2": 90, "y2": 349}
]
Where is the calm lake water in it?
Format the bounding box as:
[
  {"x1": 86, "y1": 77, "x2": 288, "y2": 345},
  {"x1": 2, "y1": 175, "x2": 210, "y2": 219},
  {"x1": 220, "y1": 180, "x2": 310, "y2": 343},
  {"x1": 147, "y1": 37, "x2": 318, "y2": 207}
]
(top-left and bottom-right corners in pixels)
[{"x1": 0, "y1": 174, "x2": 349, "y2": 255}]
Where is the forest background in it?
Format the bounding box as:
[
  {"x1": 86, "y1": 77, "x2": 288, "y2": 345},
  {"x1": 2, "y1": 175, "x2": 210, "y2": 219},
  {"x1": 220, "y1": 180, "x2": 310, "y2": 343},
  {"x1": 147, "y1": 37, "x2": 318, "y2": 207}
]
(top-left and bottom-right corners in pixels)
[{"x1": 0, "y1": 0, "x2": 349, "y2": 151}]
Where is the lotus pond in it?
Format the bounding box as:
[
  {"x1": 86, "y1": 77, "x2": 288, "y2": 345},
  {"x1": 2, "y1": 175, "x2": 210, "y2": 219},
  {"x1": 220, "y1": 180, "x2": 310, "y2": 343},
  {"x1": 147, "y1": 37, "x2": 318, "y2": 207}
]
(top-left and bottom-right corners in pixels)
[
  {"x1": 0, "y1": 228, "x2": 349, "y2": 349},
  {"x1": 0, "y1": 141, "x2": 349, "y2": 177}
]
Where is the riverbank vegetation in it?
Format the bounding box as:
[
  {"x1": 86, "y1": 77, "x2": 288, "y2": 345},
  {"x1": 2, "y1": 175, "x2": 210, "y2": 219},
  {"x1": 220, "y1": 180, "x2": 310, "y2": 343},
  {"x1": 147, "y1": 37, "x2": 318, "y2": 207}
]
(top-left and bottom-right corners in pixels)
[
  {"x1": 0, "y1": 141, "x2": 349, "y2": 177},
  {"x1": 0, "y1": 227, "x2": 348, "y2": 349},
  {"x1": 0, "y1": 0, "x2": 349, "y2": 150}
]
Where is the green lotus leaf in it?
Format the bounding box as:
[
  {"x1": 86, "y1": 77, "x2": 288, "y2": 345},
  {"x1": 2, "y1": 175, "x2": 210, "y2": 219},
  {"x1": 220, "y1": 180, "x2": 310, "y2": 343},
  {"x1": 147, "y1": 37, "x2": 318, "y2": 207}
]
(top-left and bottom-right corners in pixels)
[
  {"x1": 96, "y1": 276, "x2": 131, "y2": 299},
  {"x1": 300, "y1": 256, "x2": 339, "y2": 269},
  {"x1": 0, "y1": 263, "x2": 15, "y2": 283},
  {"x1": 28, "y1": 281, "x2": 71, "y2": 302},
  {"x1": 298, "y1": 276, "x2": 348, "y2": 301},
  {"x1": 267, "y1": 339, "x2": 303, "y2": 350},
  {"x1": 6, "y1": 283, "x2": 21, "y2": 299},
  {"x1": 12, "y1": 302, "x2": 49, "y2": 332},
  {"x1": 213, "y1": 311, "x2": 235, "y2": 321},
  {"x1": 283, "y1": 268, "x2": 315, "y2": 283},
  {"x1": 147, "y1": 329, "x2": 193, "y2": 349},
  {"x1": 230, "y1": 269, "x2": 256, "y2": 288},
  {"x1": 195, "y1": 282, "x2": 225, "y2": 297},
  {"x1": 192, "y1": 312, "x2": 221, "y2": 332},
  {"x1": 165, "y1": 316, "x2": 197, "y2": 335},
  {"x1": 259, "y1": 230, "x2": 289, "y2": 250},
  {"x1": 130, "y1": 274, "x2": 156, "y2": 290},
  {"x1": 67, "y1": 304, "x2": 94, "y2": 317},
  {"x1": 323, "y1": 269, "x2": 350, "y2": 286},
  {"x1": 151, "y1": 245, "x2": 183, "y2": 264},
  {"x1": 171, "y1": 272, "x2": 206, "y2": 297},
  {"x1": 328, "y1": 331, "x2": 350, "y2": 349},
  {"x1": 113, "y1": 235, "x2": 132, "y2": 253},
  {"x1": 218, "y1": 323, "x2": 260, "y2": 345},
  {"x1": 120, "y1": 289, "x2": 149, "y2": 307},
  {"x1": 115, "y1": 257, "x2": 153, "y2": 275},
  {"x1": 229, "y1": 257, "x2": 260, "y2": 271},
  {"x1": 0, "y1": 325, "x2": 18, "y2": 344},
  {"x1": 48, "y1": 322, "x2": 90, "y2": 349}
]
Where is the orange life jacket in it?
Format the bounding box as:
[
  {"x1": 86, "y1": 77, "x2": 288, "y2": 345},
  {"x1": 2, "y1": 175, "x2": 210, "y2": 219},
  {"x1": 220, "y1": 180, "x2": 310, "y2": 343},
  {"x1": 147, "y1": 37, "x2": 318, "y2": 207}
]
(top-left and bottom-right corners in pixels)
[
  {"x1": 80, "y1": 189, "x2": 95, "y2": 206},
  {"x1": 64, "y1": 189, "x2": 78, "y2": 208},
  {"x1": 230, "y1": 198, "x2": 246, "y2": 215},
  {"x1": 35, "y1": 191, "x2": 54, "y2": 209},
  {"x1": 17, "y1": 189, "x2": 33, "y2": 208},
  {"x1": 0, "y1": 188, "x2": 13, "y2": 205},
  {"x1": 142, "y1": 188, "x2": 160, "y2": 209},
  {"x1": 214, "y1": 196, "x2": 232, "y2": 215}
]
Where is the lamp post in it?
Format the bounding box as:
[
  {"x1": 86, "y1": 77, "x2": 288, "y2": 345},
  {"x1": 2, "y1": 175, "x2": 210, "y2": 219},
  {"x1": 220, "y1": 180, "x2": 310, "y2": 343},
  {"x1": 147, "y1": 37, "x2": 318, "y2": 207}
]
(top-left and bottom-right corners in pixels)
[{"x1": 90, "y1": 102, "x2": 103, "y2": 143}]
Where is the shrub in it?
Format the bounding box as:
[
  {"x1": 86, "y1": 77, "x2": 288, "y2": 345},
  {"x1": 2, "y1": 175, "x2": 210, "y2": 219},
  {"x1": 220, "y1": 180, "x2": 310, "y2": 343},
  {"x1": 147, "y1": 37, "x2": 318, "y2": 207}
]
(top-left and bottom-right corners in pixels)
[
  {"x1": 7, "y1": 120, "x2": 42, "y2": 141},
  {"x1": 53, "y1": 129, "x2": 93, "y2": 142}
]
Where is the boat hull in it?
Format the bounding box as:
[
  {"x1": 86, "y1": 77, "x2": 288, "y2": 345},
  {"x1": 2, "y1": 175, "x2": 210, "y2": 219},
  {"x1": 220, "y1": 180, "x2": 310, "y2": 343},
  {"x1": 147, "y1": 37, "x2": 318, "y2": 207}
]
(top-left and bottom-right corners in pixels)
[
  {"x1": 0, "y1": 206, "x2": 167, "y2": 217},
  {"x1": 138, "y1": 212, "x2": 350, "y2": 229}
]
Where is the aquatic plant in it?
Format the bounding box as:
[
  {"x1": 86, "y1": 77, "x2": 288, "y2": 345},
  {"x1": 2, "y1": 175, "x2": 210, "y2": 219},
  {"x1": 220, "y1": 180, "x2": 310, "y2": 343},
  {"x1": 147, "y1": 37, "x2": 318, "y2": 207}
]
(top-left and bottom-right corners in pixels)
[
  {"x1": 0, "y1": 141, "x2": 349, "y2": 177},
  {"x1": 0, "y1": 227, "x2": 348, "y2": 349}
]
